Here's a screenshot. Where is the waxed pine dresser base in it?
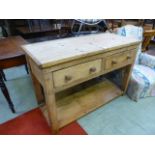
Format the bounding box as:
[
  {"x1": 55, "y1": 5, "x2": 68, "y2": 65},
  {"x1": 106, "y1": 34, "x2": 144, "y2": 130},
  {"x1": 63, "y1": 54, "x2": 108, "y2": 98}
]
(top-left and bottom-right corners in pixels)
[{"x1": 23, "y1": 33, "x2": 140, "y2": 133}]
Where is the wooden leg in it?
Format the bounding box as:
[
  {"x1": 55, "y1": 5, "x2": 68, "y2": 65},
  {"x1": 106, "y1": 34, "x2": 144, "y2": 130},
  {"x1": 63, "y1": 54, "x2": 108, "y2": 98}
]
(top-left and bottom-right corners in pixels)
[
  {"x1": 43, "y1": 73, "x2": 59, "y2": 134},
  {"x1": 0, "y1": 73, "x2": 15, "y2": 113},
  {"x1": 31, "y1": 72, "x2": 44, "y2": 105},
  {"x1": 0, "y1": 69, "x2": 6, "y2": 81},
  {"x1": 27, "y1": 60, "x2": 44, "y2": 105},
  {"x1": 121, "y1": 65, "x2": 133, "y2": 94},
  {"x1": 25, "y1": 64, "x2": 29, "y2": 74}
]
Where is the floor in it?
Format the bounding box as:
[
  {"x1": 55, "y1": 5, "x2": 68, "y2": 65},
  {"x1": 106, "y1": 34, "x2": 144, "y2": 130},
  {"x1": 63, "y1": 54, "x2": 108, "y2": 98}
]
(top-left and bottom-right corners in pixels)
[
  {"x1": 0, "y1": 66, "x2": 38, "y2": 124},
  {"x1": 1, "y1": 66, "x2": 155, "y2": 134},
  {"x1": 0, "y1": 108, "x2": 87, "y2": 135},
  {"x1": 78, "y1": 95, "x2": 155, "y2": 135}
]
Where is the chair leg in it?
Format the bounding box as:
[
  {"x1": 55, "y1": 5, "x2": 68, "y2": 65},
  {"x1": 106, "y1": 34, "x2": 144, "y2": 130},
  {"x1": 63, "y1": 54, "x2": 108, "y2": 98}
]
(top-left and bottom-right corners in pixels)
[
  {"x1": 0, "y1": 73, "x2": 15, "y2": 113},
  {"x1": 25, "y1": 64, "x2": 29, "y2": 74},
  {"x1": 0, "y1": 69, "x2": 6, "y2": 81},
  {"x1": 77, "y1": 23, "x2": 83, "y2": 35}
]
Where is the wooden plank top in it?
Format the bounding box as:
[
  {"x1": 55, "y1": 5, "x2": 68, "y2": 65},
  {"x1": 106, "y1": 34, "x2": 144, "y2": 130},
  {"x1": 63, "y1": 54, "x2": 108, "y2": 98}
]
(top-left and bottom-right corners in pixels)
[
  {"x1": 22, "y1": 33, "x2": 140, "y2": 68},
  {"x1": 0, "y1": 36, "x2": 27, "y2": 60}
]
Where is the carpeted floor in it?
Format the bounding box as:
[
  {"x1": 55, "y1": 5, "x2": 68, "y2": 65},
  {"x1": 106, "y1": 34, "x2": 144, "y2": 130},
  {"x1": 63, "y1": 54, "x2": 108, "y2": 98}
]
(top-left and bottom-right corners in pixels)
[
  {"x1": 0, "y1": 66, "x2": 38, "y2": 124},
  {"x1": 1, "y1": 66, "x2": 155, "y2": 135},
  {"x1": 0, "y1": 108, "x2": 87, "y2": 135},
  {"x1": 78, "y1": 95, "x2": 155, "y2": 135}
]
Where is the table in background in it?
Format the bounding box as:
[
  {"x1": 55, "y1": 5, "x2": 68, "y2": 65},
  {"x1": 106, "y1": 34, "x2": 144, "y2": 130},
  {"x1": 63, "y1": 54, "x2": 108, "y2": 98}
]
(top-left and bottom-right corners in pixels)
[{"x1": 0, "y1": 36, "x2": 28, "y2": 113}]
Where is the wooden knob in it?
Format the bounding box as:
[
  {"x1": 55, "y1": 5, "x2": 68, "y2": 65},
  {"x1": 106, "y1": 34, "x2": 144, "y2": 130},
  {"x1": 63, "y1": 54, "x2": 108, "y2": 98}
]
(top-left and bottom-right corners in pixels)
[
  {"x1": 89, "y1": 67, "x2": 96, "y2": 73},
  {"x1": 127, "y1": 56, "x2": 131, "y2": 60},
  {"x1": 112, "y1": 60, "x2": 117, "y2": 65},
  {"x1": 64, "y1": 75, "x2": 72, "y2": 82}
]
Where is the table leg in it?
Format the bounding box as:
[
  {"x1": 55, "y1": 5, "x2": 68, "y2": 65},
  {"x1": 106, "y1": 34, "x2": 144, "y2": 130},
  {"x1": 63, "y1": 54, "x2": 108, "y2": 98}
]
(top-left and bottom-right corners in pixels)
[
  {"x1": 0, "y1": 69, "x2": 6, "y2": 81},
  {"x1": 0, "y1": 73, "x2": 15, "y2": 113},
  {"x1": 121, "y1": 64, "x2": 133, "y2": 94},
  {"x1": 43, "y1": 73, "x2": 59, "y2": 134},
  {"x1": 31, "y1": 72, "x2": 44, "y2": 105},
  {"x1": 26, "y1": 58, "x2": 44, "y2": 105},
  {"x1": 25, "y1": 64, "x2": 29, "y2": 74}
]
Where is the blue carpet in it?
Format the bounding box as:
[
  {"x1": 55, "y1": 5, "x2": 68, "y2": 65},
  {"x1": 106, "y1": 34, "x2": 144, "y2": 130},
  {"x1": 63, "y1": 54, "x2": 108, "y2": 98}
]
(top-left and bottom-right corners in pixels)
[
  {"x1": 0, "y1": 66, "x2": 38, "y2": 124},
  {"x1": 78, "y1": 95, "x2": 155, "y2": 135}
]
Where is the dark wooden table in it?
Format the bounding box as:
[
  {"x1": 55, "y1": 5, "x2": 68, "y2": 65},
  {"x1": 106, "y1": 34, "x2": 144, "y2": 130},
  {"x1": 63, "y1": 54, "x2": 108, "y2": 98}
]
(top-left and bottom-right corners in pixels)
[{"x1": 0, "y1": 36, "x2": 28, "y2": 113}]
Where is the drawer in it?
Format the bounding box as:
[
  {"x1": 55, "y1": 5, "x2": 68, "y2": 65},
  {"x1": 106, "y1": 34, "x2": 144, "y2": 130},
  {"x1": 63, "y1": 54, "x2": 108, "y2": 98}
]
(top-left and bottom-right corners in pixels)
[
  {"x1": 53, "y1": 59, "x2": 102, "y2": 88},
  {"x1": 127, "y1": 45, "x2": 138, "y2": 50},
  {"x1": 105, "y1": 50, "x2": 135, "y2": 70}
]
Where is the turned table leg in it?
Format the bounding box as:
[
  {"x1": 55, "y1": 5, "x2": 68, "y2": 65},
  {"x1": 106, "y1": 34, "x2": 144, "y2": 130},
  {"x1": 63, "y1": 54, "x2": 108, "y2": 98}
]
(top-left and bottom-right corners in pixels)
[{"x1": 0, "y1": 72, "x2": 15, "y2": 113}]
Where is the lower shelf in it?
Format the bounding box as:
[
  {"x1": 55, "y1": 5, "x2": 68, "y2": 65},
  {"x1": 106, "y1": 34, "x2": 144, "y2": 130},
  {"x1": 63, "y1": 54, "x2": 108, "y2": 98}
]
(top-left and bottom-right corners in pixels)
[{"x1": 57, "y1": 79, "x2": 123, "y2": 128}]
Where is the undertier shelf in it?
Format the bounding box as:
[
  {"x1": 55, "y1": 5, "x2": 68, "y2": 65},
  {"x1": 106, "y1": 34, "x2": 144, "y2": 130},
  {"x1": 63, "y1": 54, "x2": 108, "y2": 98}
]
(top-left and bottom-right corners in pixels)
[{"x1": 56, "y1": 78, "x2": 123, "y2": 128}]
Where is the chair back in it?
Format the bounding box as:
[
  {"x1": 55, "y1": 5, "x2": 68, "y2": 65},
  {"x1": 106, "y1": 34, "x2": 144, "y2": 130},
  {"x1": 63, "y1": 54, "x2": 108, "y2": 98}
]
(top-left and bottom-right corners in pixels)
[{"x1": 71, "y1": 19, "x2": 108, "y2": 35}]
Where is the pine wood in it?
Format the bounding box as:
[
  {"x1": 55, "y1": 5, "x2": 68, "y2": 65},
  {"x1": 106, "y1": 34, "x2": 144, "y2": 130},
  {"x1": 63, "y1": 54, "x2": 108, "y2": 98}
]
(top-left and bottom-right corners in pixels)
[
  {"x1": 22, "y1": 33, "x2": 139, "y2": 68},
  {"x1": 105, "y1": 50, "x2": 135, "y2": 70},
  {"x1": 57, "y1": 79, "x2": 122, "y2": 128},
  {"x1": 53, "y1": 59, "x2": 102, "y2": 88},
  {"x1": 25, "y1": 55, "x2": 44, "y2": 105},
  {"x1": 43, "y1": 73, "x2": 59, "y2": 134},
  {"x1": 23, "y1": 33, "x2": 140, "y2": 133}
]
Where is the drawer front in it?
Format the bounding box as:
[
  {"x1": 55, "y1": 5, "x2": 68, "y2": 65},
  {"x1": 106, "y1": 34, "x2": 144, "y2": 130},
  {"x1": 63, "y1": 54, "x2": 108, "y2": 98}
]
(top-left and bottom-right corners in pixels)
[
  {"x1": 105, "y1": 50, "x2": 135, "y2": 70},
  {"x1": 53, "y1": 59, "x2": 102, "y2": 88},
  {"x1": 127, "y1": 45, "x2": 138, "y2": 50}
]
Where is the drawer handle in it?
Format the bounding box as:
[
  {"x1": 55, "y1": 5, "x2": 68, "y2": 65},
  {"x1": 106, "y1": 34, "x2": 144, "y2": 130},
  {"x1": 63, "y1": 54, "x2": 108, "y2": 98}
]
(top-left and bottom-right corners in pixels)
[
  {"x1": 64, "y1": 75, "x2": 72, "y2": 82},
  {"x1": 112, "y1": 60, "x2": 117, "y2": 65},
  {"x1": 126, "y1": 56, "x2": 131, "y2": 60},
  {"x1": 89, "y1": 67, "x2": 96, "y2": 73}
]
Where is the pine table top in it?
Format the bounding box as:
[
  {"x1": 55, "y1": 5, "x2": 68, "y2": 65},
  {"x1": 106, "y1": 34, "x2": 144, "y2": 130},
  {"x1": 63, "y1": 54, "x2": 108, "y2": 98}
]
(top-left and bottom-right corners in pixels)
[{"x1": 22, "y1": 33, "x2": 140, "y2": 68}]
